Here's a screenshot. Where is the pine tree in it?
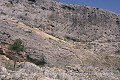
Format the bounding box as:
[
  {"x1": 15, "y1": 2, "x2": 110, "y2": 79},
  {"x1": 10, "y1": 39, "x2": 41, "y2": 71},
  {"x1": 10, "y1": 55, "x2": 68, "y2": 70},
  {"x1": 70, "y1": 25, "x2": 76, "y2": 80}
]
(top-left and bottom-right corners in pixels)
[{"x1": 9, "y1": 38, "x2": 25, "y2": 70}]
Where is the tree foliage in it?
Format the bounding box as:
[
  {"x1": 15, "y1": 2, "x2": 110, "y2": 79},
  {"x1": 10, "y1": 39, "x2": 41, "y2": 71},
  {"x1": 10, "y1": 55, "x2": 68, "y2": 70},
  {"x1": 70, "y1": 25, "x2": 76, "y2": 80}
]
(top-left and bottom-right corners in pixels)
[{"x1": 10, "y1": 38, "x2": 24, "y2": 53}]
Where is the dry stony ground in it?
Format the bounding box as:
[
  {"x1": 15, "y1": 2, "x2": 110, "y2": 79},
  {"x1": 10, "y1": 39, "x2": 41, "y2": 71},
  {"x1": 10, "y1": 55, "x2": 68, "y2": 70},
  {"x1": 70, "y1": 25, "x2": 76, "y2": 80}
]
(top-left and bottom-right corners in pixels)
[
  {"x1": 0, "y1": 0, "x2": 120, "y2": 80},
  {"x1": 0, "y1": 55, "x2": 120, "y2": 80}
]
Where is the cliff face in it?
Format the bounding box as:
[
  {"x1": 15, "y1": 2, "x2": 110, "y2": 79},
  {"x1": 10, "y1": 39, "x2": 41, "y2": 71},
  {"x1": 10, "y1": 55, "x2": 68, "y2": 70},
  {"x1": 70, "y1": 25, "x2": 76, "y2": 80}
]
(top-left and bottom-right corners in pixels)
[{"x1": 0, "y1": 0, "x2": 120, "y2": 79}]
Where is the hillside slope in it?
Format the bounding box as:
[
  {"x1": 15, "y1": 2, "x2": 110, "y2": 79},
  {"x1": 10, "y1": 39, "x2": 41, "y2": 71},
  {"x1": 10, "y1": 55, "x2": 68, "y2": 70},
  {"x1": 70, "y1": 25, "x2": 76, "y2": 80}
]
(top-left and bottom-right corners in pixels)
[{"x1": 0, "y1": 0, "x2": 120, "y2": 80}]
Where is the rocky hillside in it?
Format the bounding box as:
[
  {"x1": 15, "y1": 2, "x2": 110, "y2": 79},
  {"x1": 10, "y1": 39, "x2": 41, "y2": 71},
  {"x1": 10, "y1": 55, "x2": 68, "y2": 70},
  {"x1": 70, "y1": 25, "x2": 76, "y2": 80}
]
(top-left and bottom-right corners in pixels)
[
  {"x1": 0, "y1": 55, "x2": 120, "y2": 80},
  {"x1": 0, "y1": 0, "x2": 120, "y2": 80}
]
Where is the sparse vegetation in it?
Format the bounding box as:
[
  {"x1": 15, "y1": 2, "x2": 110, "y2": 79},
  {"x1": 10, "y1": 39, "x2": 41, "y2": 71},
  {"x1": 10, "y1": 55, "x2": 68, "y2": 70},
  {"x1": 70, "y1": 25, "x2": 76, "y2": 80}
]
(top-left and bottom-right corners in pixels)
[
  {"x1": 27, "y1": 53, "x2": 47, "y2": 66},
  {"x1": 5, "y1": 61, "x2": 14, "y2": 70},
  {"x1": 64, "y1": 36, "x2": 80, "y2": 42},
  {"x1": 96, "y1": 8, "x2": 99, "y2": 10},
  {"x1": 41, "y1": 7, "x2": 47, "y2": 10},
  {"x1": 116, "y1": 68, "x2": 120, "y2": 72},
  {"x1": 115, "y1": 50, "x2": 120, "y2": 55},
  {"x1": 61, "y1": 5, "x2": 75, "y2": 11},
  {"x1": 116, "y1": 20, "x2": 120, "y2": 24},
  {"x1": 39, "y1": 55, "x2": 46, "y2": 65},
  {"x1": 49, "y1": 6, "x2": 55, "y2": 11}
]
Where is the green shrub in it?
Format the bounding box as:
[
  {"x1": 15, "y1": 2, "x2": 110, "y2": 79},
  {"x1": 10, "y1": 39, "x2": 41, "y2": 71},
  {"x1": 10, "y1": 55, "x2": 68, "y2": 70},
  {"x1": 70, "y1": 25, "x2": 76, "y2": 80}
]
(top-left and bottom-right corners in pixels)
[
  {"x1": 115, "y1": 50, "x2": 120, "y2": 55},
  {"x1": 116, "y1": 68, "x2": 120, "y2": 72},
  {"x1": 10, "y1": 39, "x2": 24, "y2": 53}
]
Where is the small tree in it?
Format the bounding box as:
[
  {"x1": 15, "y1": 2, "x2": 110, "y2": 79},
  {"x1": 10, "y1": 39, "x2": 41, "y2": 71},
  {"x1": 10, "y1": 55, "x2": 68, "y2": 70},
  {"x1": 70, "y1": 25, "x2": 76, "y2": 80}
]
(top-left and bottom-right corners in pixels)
[{"x1": 9, "y1": 38, "x2": 25, "y2": 70}]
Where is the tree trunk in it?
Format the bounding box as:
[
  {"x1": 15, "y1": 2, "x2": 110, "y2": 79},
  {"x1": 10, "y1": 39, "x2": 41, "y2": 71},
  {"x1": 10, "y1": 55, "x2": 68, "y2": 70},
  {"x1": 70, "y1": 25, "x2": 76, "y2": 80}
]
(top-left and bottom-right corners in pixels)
[
  {"x1": 13, "y1": 53, "x2": 16, "y2": 70},
  {"x1": 14, "y1": 60, "x2": 16, "y2": 70}
]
